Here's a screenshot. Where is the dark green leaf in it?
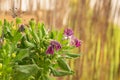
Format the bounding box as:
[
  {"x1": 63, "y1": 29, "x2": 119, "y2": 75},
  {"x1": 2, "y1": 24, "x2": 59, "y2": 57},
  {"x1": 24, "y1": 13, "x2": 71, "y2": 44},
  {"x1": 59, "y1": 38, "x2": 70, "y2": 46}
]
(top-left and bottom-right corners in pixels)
[
  {"x1": 49, "y1": 32, "x2": 54, "y2": 39},
  {"x1": 49, "y1": 30, "x2": 57, "y2": 39}
]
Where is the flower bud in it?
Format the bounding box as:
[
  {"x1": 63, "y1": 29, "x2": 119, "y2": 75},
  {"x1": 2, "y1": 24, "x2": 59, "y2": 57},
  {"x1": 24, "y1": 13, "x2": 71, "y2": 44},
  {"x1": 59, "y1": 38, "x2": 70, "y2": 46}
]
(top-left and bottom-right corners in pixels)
[{"x1": 18, "y1": 24, "x2": 25, "y2": 32}]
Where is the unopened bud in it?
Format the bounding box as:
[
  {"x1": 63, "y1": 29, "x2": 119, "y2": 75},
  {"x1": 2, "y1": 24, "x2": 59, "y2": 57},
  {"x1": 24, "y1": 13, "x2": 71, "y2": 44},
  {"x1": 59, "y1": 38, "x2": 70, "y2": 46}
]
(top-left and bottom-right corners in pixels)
[{"x1": 18, "y1": 24, "x2": 25, "y2": 32}]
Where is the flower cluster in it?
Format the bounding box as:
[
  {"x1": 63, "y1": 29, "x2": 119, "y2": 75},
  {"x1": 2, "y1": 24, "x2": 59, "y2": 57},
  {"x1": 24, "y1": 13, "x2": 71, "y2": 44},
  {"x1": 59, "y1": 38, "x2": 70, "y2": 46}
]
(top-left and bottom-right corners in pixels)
[
  {"x1": 46, "y1": 40, "x2": 61, "y2": 54},
  {"x1": 64, "y1": 28, "x2": 81, "y2": 47},
  {"x1": 46, "y1": 28, "x2": 81, "y2": 54},
  {"x1": 70, "y1": 36, "x2": 81, "y2": 47}
]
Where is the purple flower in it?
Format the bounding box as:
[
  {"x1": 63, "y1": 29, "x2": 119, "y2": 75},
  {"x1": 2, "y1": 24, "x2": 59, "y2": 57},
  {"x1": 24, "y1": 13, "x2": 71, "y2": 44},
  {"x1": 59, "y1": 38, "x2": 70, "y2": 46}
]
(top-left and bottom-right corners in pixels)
[
  {"x1": 70, "y1": 37, "x2": 81, "y2": 47},
  {"x1": 64, "y1": 28, "x2": 73, "y2": 37},
  {"x1": 74, "y1": 39, "x2": 81, "y2": 47},
  {"x1": 46, "y1": 45, "x2": 54, "y2": 54},
  {"x1": 50, "y1": 41, "x2": 61, "y2": 50},
  {"x1": 46, "y1": 40, "x2": 61, "y2": 55}
]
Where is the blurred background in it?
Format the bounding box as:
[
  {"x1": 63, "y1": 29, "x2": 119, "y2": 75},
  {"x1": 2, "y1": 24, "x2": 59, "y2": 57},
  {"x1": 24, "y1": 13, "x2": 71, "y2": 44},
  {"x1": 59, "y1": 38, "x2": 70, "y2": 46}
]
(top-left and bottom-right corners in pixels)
[{"x1": 0, "y1": 0, "x2": 120, "y2": 80}]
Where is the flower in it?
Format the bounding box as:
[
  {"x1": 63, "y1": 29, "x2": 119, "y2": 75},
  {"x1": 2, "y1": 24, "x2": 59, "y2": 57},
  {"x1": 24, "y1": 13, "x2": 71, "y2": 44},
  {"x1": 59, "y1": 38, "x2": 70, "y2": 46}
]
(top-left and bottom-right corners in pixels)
[
  {"x1": 70, "y1": 37, "x2": 81, "y2": 47},
  {"x1": 46, "y1": 40, "x2": 61, "y2": 54},
  {"x1": 74, "y1": 39, "x2": 81, "y2": 47},
  {"x1": 46, "y1": 45, "x2": 54, "y2": 54},
  {"x1": 64, "y1": 28, "x2": 73, "y2": 37},
  {"x1": 50, "y1": 41, "x2": 61, "y2": 50}
]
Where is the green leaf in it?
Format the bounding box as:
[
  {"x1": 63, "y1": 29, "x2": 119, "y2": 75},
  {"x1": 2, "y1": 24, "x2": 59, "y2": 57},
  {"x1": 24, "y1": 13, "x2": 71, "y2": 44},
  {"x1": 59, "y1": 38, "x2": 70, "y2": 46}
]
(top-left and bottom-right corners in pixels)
[
  {"x1": 13, "y1": 32, "x2": 23, "y2": 44},
  {"x1": 4, "y1": 19, "x2": 8, "y2": 26},
  {"x1": 66, "y1": 53, "x2": 80, "y2": 58},
  {"x1": 24, "y1": 40, "x2": 35, "y2": 48},
  {"x1": 50, "y1": 67, "x2": 73, "y2": 77},
  {"x1": 49, "y1": 31, "x2": 54, "y2": 39},
  {"x1": 41, "y1": 23, "x2": 47, "y2": 37},
  {"x1": 49, "y1": 30, "x2": 58, "y2": 39},
  {"x1": 57, "y1": 29, "x2": 63, "y2": 41},
  {"x1": 38, "y1": 23, "x2": 42, "y2": 39},
  {"x1": 57, "y1": 58, "x2": 71, "y2": 71},
  {"x1": 14, "y1": 64, "x2": 39, "y2": 80},
  {"x1": 29, "y1": 20, "x2": 36, "y2": 31},
  {"x1": 15, "y1": 49, "x2": 29, "y2": 61},
  {"x1": 31, "y1": 31, "x2": 40, "y2": 43}
]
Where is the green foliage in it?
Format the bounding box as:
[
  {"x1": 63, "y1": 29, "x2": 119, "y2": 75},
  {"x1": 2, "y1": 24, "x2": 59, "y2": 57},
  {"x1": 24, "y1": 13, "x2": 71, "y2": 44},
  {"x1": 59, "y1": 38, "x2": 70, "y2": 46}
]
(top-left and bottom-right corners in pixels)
[{"x1": 0, "y1": 18, "x2": 81, "y2": 80}]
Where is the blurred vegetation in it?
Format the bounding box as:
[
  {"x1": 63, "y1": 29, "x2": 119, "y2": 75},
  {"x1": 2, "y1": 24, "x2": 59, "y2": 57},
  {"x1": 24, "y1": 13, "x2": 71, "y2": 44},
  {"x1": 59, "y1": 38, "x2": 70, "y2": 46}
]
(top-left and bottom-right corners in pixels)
[
  {"x1": 0, "y1": 0, "x2": 120, "y2": 80},
  {"x1": 66, "y1": 0, "x2": 120, "y2": 80}
]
